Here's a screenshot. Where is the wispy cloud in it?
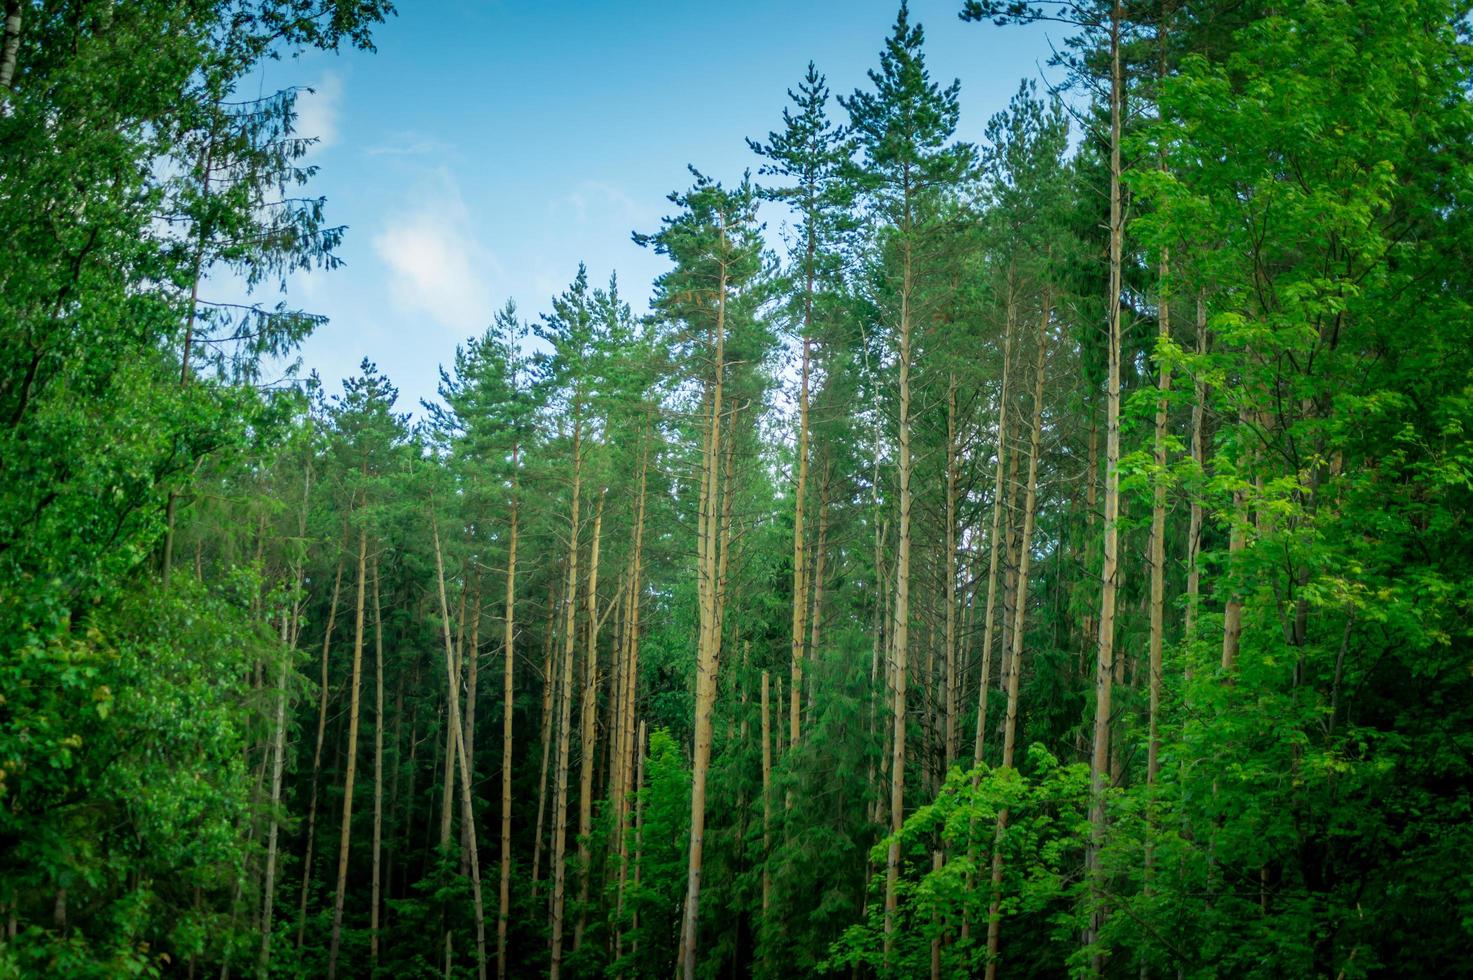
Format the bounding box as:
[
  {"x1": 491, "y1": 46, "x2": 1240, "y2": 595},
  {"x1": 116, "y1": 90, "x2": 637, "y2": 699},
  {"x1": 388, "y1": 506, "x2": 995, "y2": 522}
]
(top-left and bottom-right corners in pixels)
[
  {"x1": 365, "y1": 131, "x2": 456, "y2": 159},
  {"x1": 372, "y1": 169, "x2": 500, "y2": 332},
  {"x1": 296, "y1": 71, "x2": 343, "y2": 152},
  {"x1": 556, "y1": 180, "x2": 649, "y2": 227}
]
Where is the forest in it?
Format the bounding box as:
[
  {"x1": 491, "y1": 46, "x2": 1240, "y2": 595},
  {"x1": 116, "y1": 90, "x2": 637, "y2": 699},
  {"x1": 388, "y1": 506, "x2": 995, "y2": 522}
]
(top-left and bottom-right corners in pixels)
[{"x1": 3, "y1": 0, "x2": 1472, "y2": 977}]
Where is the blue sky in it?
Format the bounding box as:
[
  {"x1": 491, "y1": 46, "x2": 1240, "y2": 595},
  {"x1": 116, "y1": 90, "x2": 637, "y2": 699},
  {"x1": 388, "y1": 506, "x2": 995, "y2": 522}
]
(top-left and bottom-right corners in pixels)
[{"x1": 267, "y1": 1, "x2": 1056, "y2": 413}]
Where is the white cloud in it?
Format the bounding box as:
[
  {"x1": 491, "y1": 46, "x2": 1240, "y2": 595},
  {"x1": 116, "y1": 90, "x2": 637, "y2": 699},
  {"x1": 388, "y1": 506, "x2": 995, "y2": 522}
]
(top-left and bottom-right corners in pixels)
[
  {"x1": 365, "y1": 131, "x2": 455, "y2": 159},
  {"x1": 371, "y1": 169, "x2": 500, "y2": 332},
  {"x1": 295, "y1": 71, "x2": 343, "y2": 152}
]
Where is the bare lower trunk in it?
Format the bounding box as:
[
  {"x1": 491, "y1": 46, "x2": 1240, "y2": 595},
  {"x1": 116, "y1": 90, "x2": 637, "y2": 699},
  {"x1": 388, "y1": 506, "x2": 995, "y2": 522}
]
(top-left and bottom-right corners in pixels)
[
  {"x1": 370, "y1": 561, "x2": 385, "y2": 968},
  {"x1": 883, "y1": 233, "x2": 915, "y2": 964},
  {"x1": 297, "y1": 556, "x2": 344, "y2": 948},
  {"x1": 681, "y1": 256, "x2": 728, "y2": 980},
  {"x1": 432, "y1": 517, "x2": 489, "y2": 980},
  {"x1": 760, "y1": 672, "x2": 773, "y2": 921},
  {"x1": 532, "y1": 590, "x2": 559, "y2": 896},
  {"x1": 944, "y1": 373, "x2": 959, "y2": 771},
  {"x1": 1184, "y1": 292, "x2": 1207, "y2": 646},
  {"x1": 327, "y1": 526, "x2": 369, "y2": 979},
  {"x1": 985, "y1": 289, "x2": 1051, "y2": 978},
  {"x1": 497, "y1": 460, "x2": 520, "y2": 979},
  {"x1": 574, "y1": 493, "x2": 606, "y2": 949},
  {"x1": 549, "y1": 423, "x2": 583, "y2": 980},
  {"x1": 973, "y1": 273, "x2": 1016, "y2": 772},
  {"x1": 1145, "y1": 249, "x2": 1171, "y2": 897},
  {"x1": 1086, "y1": 6, "x2": 1125, "y2": 969},
  {"x1": 614, "y1": 443, "x2": 649, "y2": 959}
]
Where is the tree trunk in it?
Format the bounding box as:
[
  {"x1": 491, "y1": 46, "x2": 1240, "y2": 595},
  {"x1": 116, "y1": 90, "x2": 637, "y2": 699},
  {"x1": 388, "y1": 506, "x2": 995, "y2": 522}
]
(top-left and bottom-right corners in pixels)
[
  {"x1": 326, "y1": 524, "x2": 368, "y2": 979},
  {"x1": 258, "y1": 461, "x2": 310, "y2": 979},
  {"x1": 614, "y1": 441, "x2": 649, "y2": 959},
  {"x1": 1146, "y1": 244, "x2": 1172, "y2": 895},
  {"x1": 531, "y1": 586, "x2": 559, "y2": 897},
  {"x1": 985, "y1": 287, "x2": 1051, "y2": 978},
  {"x1": 789, "y1": 333, "x2": 812, "y2": 748},
  {"x1": 297, "y1": 554, "x2": 344, "y2": 948},
  {"x1": 549, "y1": 421, "x2": 583, "y2": 980},
  {"x1": 370, "y1": 559, "x2": 385, "y2": 969},
  {"x1": 806, "y1": 463, "x2": 830, "y2": 706},
  {"x1": 1086, "y1": 4, "x2": 1125, "y2": 968},
  {"x1": 574, "y1": 491, "x2": 606, "y2": 949},
  {"x1": 760, "y1": 671, "x2": 773, "y2": 921},
  {"x1": 1184, "y1": 292, "x2": 1207, "y2": 646},
  {"x1": 882, "y1": 221, "x2": 915, "y2": 964},
  {"x1": 632, "y1": 721, "x2": 648, "y2": 959},
  {"x1": 497, "y1": 454, "x2": 520, "y2": 980},
  {"x1": 944, "y1": 372, "x2": 960, "y2": 772},
  {"x1": 973, "y1": 271, "x2": 1016, "y2": 773},
  {"x1": 681, "y1": 252, "x2": 728, "y2": 980},
  {"x1": 432, "y1": 517, "x2": 489, "y2": 980}
]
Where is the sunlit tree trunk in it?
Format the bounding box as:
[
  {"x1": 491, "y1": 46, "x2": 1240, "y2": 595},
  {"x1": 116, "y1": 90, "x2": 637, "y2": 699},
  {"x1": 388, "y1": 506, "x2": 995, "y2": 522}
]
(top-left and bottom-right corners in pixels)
[
  {"x1": 574, "y1": 491, "x2": 606, "y2": 949},
  {"x1": 973, "y1": 270, "x2": 1016, "y2": 773},
  {"x1": 549, "y1": 419, "x2": 583, "y2": 980},
  {"x1": 432, "y1": 516, "x2": 488, "y2": 980},
  {"x1": 326, "y1": 523, "x2": 368, "y2": 979},
  {"x1": 944, "y1": 372, "x2": 960, "y2": 771},
  {"x1": 789, "y1": 332, "x2": 812, "y2": 748},
  {"x1": 1087, "y1": 4, "x2": 1126, "y2": 968},
  {"x1": 985, "y1": 289, "x2": 1051, "y2": 978},
  {"x1": 531, "y1": 585, "x2": 559, "y2": 898},
  {"x1": 497, "y1": 451, "x2": 519, "y2": 979},
  {"x1": 614, "y1": 442, "x2": 649, "y2": 958},
  {"x1": 370, "y1": 560, "x2": 385, "y2": 968},
  {"x1": 296, "y1": 553, "x2": 344, "y2": 948},
  {"x1": 681, "y1": 253, "x2": 728, "y2": 980},
  {"x1": 259, "y1": 463, "x2": 310, "y2": 979},
  {"x1": 882, "y1": 201, "x2": 916, "y2": 965},
  {"x1": 1184, "y1": 292, "x2": 1207, "y2": 646}
]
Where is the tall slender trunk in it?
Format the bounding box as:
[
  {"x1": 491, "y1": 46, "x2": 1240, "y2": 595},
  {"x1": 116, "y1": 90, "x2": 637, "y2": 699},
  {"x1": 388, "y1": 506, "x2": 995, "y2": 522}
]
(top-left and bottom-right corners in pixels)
[
  {"x1": 259, "y1": 461, "x2": 310, "y2": 979},
  {"x1": 297, "y1": 554, "x2": 345, "y2": 948},
  {"x1": 944, "y1": 372, "x2": 960, "y2": 771},
  {"x1": 682, "y1": 251, "x2": 728, "y2": 980},
  {"x1": 532, "y1": 586, "x2": 559, "y2": 896},
  {"x1": 370, "y1": 560, "x2": 385, "y2": 968},
  {"x1": 258, "y1": 618, "x2": 293, "y2": 980},
  {"x1": 549, "y1": 421, "x2": 583, "y2": 980},
  {"x1": 973, "y1": 271, "x2": 1016, "y2": 772},
  {"x1": 432, "y1": 517, "x2": 489, "y2": 980},
  {"x1": 1184, "y1": 292, "x2": 1207, "y2": 645},
  {"x1": 574, "y1": 492, "x2": 606, "y2": 949},
  {"x1": 985, "y1": 288, "x2": 1051, "y2": 978},
  {"x1": 789, "y1": 332, "x2": 812, "y2": 748},
  {"x1": 883, "y1": 213, "x2": 915, "y2": 964},
  {"x1": 1087, "y1": 5, "x2": 1126, "y2": 968},
  {"x1": 327, "y1": 524, "x2": 369, "y2": 979},
  {"x1": 632, "y1": 721, "x2": 648, "y2": 959},
  {"x1": 614, "y1": 442, "x2": 649, "y2": 956},
  {"x1": 1146, "y1": 245, "x2": 1172, "y2": 897},
  {"x1": 442, "y1": 585, "x2": 468, "y2": 864},
  {"x1": 760, "y1": 671, "x2": 773, "y2": 921},
  {"x1": 463, "y1": 584, "x2": 483, "y2": 857},
  {"x1": 497, "y1": 453, "x2": 520, "y2": 979},
  {"x1": 806, "y1": 464, "x2": 831, "y2": 700}
]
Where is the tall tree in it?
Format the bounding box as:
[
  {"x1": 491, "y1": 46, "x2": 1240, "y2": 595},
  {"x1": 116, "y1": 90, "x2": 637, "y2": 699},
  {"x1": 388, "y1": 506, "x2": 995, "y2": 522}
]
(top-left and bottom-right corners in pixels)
[{"x1": 842, "y1": 3, "x2": 975, "y2": 955}]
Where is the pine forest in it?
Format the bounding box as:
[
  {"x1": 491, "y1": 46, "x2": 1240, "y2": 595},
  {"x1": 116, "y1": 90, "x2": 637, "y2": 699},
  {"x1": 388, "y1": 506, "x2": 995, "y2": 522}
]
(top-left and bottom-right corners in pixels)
[{"x1": 3, "y1": 1, "x2": 1472, "y2": 977}]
